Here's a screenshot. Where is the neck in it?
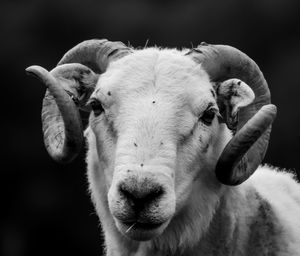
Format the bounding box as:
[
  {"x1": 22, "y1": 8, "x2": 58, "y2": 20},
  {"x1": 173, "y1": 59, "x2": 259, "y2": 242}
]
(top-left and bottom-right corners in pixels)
[
  {"x1": 134, "y1": 183, "x2": 280, "y2": 256},
  {"x1": 101, "y1": 180, "x2": 281, "y2": 256},
  {"x1": 195, "y1": 188, "x2": 249, "y2": 255},
  {"x1": 147, "y1": 185, "x2": 244, "y2": 255}
]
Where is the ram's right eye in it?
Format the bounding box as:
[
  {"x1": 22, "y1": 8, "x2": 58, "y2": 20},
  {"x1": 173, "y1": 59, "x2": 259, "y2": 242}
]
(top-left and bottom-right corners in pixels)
[{"x1": 88, "y1": 98, "x2": 104, "y2": 116}]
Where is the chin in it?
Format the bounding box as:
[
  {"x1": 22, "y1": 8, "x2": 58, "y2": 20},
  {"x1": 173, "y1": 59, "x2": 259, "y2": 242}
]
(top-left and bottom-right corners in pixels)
[{"x1": 116, "y1": 219, "x2": 170, "y2": 241}]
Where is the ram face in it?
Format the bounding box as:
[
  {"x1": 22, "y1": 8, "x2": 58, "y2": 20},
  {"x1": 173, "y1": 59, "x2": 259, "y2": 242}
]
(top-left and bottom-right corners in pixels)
[{"x1": 26, "y1": 39, "x2": 276, "y2": 242}]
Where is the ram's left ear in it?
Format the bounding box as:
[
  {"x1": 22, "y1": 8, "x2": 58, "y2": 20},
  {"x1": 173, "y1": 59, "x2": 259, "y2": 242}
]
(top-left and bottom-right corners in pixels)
[{"x1": 215, "y1": 79, "x2": 255, "y2": 130}]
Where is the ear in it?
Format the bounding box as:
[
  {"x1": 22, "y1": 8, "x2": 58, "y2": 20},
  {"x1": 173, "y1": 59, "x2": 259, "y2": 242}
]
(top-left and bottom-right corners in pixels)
[
  {"x1": 50, "y1": 63, "x2": 99, "y2": 111},
  {"x1": 215, "y1": 78, "x2": 255, "y2": 130}
]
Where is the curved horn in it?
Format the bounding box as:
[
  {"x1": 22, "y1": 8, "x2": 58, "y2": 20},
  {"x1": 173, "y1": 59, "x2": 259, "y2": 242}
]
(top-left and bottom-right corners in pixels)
[
  {"x1": 57, "y1": 39, "x2": 133, "y2": 71},
  {"x1": 26, "y1": 39, "x2": 132, "y2": 163},
  {"x1": 187, "y1": 43, "x2": 277, "y2": 185},
  {"x1": 26, "y1": 65, "x2": 84, "y2": 163}
]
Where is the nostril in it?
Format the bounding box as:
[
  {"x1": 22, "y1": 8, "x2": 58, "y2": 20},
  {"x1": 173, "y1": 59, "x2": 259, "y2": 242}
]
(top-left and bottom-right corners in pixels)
[
  {"x1": 119, "y1": 186, "x2": 136, "y2": 203},
  {"x1": 146, "y1": 187, "x2": 163, "y2": 200},
  {"x1": 118, "y1": 183, "x2": 164, "y2": 213}
]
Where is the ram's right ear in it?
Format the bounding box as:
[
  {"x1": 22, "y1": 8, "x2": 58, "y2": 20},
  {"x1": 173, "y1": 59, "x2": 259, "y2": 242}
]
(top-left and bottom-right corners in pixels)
[
  {"x1": 27, "y1": 63, "x2": 99, "y2": 111},
  {"x1": 49, "y1": 63, "x2": 99, "y2": 111},
  {"x1": 215, "y1": 78, "x2": 255, "y2": 130}
]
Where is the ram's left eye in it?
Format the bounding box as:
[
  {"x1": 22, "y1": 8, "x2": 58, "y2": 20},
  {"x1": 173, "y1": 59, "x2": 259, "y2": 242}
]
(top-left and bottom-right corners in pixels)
[{"x1": 200, "y1": 108, "x2": 215, "y2": 126}]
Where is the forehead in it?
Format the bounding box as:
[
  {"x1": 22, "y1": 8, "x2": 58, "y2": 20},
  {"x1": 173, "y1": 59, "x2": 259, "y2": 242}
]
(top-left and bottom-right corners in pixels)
[{"x1": 94, "y1": 48, "x2": 214, "y2": 105}]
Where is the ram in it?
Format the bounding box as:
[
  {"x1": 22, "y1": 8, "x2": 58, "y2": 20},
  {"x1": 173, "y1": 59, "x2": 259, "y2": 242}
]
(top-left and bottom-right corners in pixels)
[{"x1": 26, "y1": 39, "x2": 300, "y2": 256}]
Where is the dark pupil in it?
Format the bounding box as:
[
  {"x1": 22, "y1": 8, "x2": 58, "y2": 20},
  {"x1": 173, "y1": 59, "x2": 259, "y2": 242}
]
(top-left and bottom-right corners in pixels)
[
  {"x1": 201, "y1": 109, "x2": 215, "y2": 125},
  {"x1": 91, "y1": 101, "x2": 103, "y2": 116}
]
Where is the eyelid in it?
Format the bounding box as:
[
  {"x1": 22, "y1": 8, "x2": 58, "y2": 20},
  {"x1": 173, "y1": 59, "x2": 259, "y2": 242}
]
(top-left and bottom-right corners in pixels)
[
  {"x1": 204, "y1": 105, "x2": 222, "y2": 121},
  {"x1": 208, "y1": 107, "x2": 219, "y2": 114},
  {"x1": 87, "y1": 97, "x2": 106, "y2": 109},
  {"x1": 86, "y1": 97, "x2": 104, "y2": 117},
  {"x1": 210, "y1": 108, "x2": 221, "y2": 119},
  {"x1": 86, "y1": 97, "x2": 99, "y2": 107},
  {"x1": 205, "y1": 103, "x2": 219, "y2": 114}
]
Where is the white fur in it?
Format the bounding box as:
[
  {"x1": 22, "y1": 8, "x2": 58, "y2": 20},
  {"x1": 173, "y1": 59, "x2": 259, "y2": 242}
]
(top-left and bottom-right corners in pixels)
[{"x1": 84, "y1": 48, "x2": 300, "y2": 255}]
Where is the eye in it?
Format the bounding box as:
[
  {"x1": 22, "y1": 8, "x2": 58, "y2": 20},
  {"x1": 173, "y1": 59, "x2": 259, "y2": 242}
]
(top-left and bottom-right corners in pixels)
[
  {"x1": 200, "y1": 108, "x2": 216, "y2": 126},
  {"x1": 88, "y1": 98, "x2": 104, "y2": 116}
]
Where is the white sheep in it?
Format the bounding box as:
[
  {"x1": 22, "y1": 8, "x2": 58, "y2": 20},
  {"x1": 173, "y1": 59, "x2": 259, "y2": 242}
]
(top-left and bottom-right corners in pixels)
[{"x1": 26, "y1": 39, "x2": 300, "y2": 256}]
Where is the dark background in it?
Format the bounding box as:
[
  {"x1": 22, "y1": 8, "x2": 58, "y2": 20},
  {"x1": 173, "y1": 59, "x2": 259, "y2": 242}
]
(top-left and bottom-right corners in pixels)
[{"x1": 2, "y1": 0, "x2": 300, "y2": 255}]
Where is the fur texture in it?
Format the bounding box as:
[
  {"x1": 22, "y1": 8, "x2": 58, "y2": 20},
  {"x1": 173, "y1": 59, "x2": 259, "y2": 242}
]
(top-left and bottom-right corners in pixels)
[{"x1": 84, "y1": 48, "x2": 300, "y2": 255}]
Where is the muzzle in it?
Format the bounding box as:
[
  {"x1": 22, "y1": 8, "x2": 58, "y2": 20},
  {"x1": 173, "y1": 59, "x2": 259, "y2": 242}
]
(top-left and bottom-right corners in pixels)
[{"x1": 108, "y1": 167, "x2": 175, "y2": 241}]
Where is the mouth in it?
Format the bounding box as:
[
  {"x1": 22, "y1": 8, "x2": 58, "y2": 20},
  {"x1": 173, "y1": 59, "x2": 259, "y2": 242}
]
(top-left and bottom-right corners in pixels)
[
  {"x1": 117, "y1": 220, "x2": 168, "y2": 241},
  {"x1": 123, "y1": 221, "x2": 164, "y2": 231}
]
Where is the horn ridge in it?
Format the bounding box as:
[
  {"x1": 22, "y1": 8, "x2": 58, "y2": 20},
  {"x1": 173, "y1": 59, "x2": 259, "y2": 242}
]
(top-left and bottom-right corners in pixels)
[
  {"x1": 26, "y1": 65, "x2": 83, "y2": 163},
  {"x1": 58, "y1": 39, "x2": 133, "y2": 73}
]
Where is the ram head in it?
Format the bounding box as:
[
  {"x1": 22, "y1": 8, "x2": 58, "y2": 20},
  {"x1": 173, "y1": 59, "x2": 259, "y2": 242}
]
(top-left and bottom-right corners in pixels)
[{"x1": 26, "y1": 39, "x2": 276, "y2": 242}]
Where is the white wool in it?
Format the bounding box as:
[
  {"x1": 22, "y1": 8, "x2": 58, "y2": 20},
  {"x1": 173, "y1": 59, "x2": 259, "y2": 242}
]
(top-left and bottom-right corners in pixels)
[{"x1": 84, "y1": 47, "x2": 300, "y2": 256}]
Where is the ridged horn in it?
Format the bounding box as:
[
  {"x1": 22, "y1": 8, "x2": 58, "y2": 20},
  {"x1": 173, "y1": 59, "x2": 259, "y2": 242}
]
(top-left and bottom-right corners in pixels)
[
  {"x1": 187, "y1": 43, "x2": 277, "y2": 185},
  {"x1": 26, "y1": 65, "x2": 85, "y2": 163},
  {"x1": 26, "y1": 39, "x2": 132, "y2": 163}
]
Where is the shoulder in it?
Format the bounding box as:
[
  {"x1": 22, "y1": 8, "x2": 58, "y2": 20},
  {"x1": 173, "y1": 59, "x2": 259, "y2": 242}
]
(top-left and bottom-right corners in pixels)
[{"x1": 245, "y1": 165, "x2": 300, "y2": 254}]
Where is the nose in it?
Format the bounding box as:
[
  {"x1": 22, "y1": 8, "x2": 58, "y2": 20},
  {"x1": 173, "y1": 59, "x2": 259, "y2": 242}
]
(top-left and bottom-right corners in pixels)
[{"x1": 119, "y1": 181, "x2": 164, "y2": 214}]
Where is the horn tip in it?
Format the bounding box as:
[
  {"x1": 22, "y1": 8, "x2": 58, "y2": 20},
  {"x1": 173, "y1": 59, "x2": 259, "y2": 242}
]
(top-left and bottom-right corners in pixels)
[
  {"x1": 25, "y1": 65, "x2": 48, "y2": 78},
  {"x1": 262, "y1": 103, "x2": 277, "y2": 112},
  {"x1": 26, "y1": 65, "x2": 41, "y2": 72},
  {"x1": 25, "y1": 66, "x2": 40, "y2": 80},
  {"x1": 25, "y1": 65, "x2": 37, "y2": 76},
  {"x1": 261, "y1": 104, "x2": 277, "y2": 121}
]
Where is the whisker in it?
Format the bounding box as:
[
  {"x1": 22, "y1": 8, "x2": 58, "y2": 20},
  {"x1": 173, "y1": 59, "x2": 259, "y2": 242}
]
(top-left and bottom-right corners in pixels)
[{"x1": 125, "y1": 223, "x2": 136, "y2": 233}]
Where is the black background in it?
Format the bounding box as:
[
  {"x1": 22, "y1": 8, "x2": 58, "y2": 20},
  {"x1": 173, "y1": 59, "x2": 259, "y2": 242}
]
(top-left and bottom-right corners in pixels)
[{"x1": 2, "y1": 0, "x2": 300, "y2": 255}]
